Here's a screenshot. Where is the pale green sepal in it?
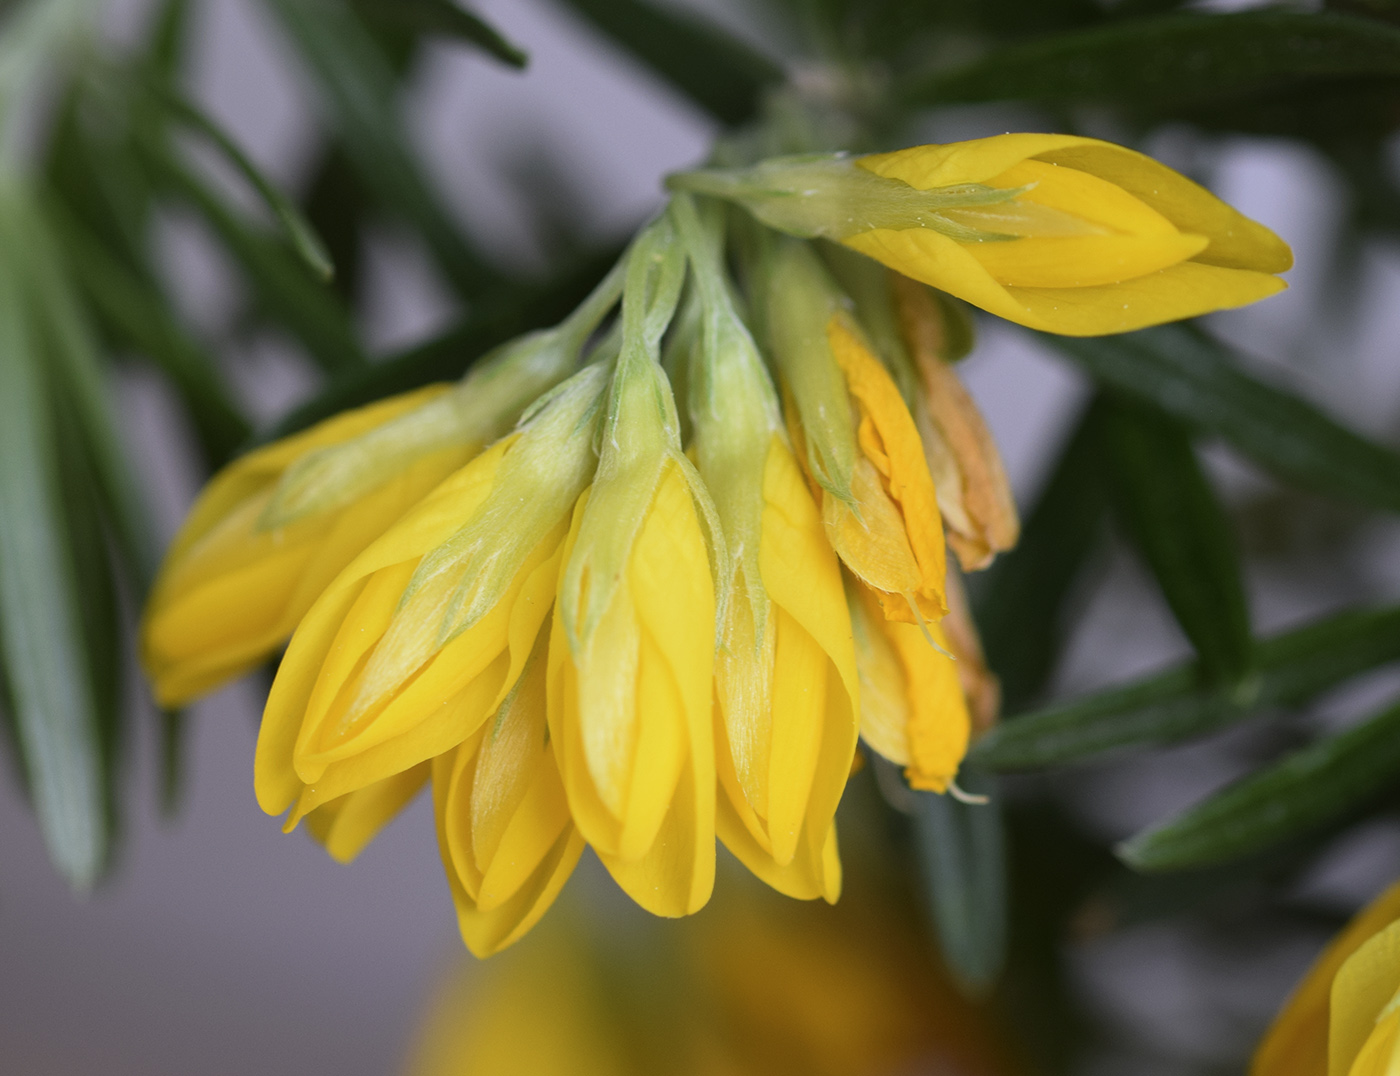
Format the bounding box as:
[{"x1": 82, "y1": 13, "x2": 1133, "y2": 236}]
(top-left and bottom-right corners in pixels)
[
  {"x1": 673, "y1": 193, "x2": 782, "y2": 806},
  {"x1": 261, "y1": 259, "x2": 626, "y2": 529},
  {"x1": 558, "y1": 213, "x2": 690, "y2": 657},
  {"x1": 343, "y1": 362, "x2": 611, "y2": 725},
  {"x1": 759, "y1": 237, "x2": 856, "y2": 503},
  {"x1": 667, "y1": 154, "x2": 1083, "y2": 244}
]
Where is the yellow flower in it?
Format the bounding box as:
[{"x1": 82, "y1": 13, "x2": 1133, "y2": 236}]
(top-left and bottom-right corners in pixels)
[
  {"x1": 1254, "y1": 879, "x2": 1400, "y2": 1076},
  {"x1": 432, "y1": 646, "x2": 586, "y2": 957},
  {"x1": 141, "y1": 267, "x2": 623, "y2": 708},
  {"x1": 892, "y1": 273, "x2": 1019, "y2": 572},
  {"x1": 671, "y1": 134, "x2": 1291, "y2": 336},
  {"x1": 254, "y1": 362, "x2": 609, "y2": 839},
  {"x1": 673, "y1": 194, "x2": 859, "y2": 903},
  {"x1": 763, "y1": 238, "x2": 947, "y2": 628},
  {"x1": 141, "y1": 384, "x2": 473, "y2": 707},
  {"x1": 403, "y1": 870, "x2": 1021, "y2": 1076},
  {"x1": 550, "y1": 212, "x2": 720, "y2": 918}
]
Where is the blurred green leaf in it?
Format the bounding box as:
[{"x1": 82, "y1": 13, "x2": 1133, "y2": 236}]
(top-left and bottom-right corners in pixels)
[
  {"x1": 259, "y1": 0, "x2": 500, "y2": 297},
  {"x1": 559, "y1": 0, "x2": 782, "y2": 126},
  {"x1": 24, "y1": 204, "x2": 159, "y2": 586},
  {"x1": 1119, "y1": 698, "x2": 1400, "y2": 872},
  {"x1": 903, "y1": 11, "x2": 1400, "y2": 109},
  {"x1": 50, "y1": 198, "x2": 251, "y2": 466},
  {"x1": 974, "y1": 399, "x2": 1108, "y2": 712},
  {"x1": 972, "y1": 605, "x2": 1400, "y2": 769},
  {"x1": 1100, "y1": 394, "x2": 1253, "y2": 685},
  {"x1": 1044, "y1": 324, "x2": 1400, "y2": 514},
  {"x1": 912, "y1": 769, "x2": 1008, "y2": 997},
  {"x1": 350, "y1": 0, "x2": 526, "y2": 67},
  {"x1": 0, "y1": 193, "x2": 107, "y2": 890},
  {"x1": 144, "y1": 143, "x2": 367, "y2": 373},
  {"x1": 149, "y1": 81, "x2": 335, "y2": 281}
]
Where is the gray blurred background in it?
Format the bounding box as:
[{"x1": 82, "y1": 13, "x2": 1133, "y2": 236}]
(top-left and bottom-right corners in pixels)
[{"x1": 4, "y1": 1, "x2": 1400, "y2": 1073}]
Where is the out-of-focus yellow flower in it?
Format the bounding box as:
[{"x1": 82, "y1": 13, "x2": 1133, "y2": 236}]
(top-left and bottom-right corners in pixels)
[
  {"x1": 892, "y1": 273, "x2": 1019, "y2": 572},
  {"x1": 141, "y1": 267, "x2": 623, "y2": 707},
  {"x1": 1254, "y1": 880, "x2": 1400, "y2": 1076},
  {"x1": 673, "y1": 194, "x2": 859, "y2": 903},
  {"x1": 254, "y1": 362, "x2": 609, "y2": 863},
  {"x1": 763, "y1": 238, "x2": 947, "y2": 628},
  {"x1": 550, "y1": 213, "x2": 720, "y2": 918},
  {"x1": 671, "y1": 134, "x2": 1290, "y2": 336},
  {"x1": 403, "y1": 869, "x2": 1020, "y2": 1076}
]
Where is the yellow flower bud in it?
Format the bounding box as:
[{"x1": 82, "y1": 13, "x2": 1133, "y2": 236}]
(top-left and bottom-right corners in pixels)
[
  {"x1": 1253, "y1": 879, "x2": 1400, "y2": 1076},
  {"x1": 550, "y1": 213, "x2": 721, "y2": 918},
  {"x1": 142, "y1": 384, "x2": 475, "y2": 707},
  {"x1": 892, "y1": 273, "x2": 1020, "y2": 571},
  {"x1": 673, "y1": 193, "x2": 859, "y2": 903},
  {"x1": 254, "y1": 363, "x2": 610, "y2": 828},
  {"x1": 849, "y1": 577, "x2": 969, "y2": 793},
  {"x1": 432, "y1": 648, "x2": 585, "y2": 957},
  {"x1": 673, "y1": 134, "x2": 1290, "y2": 336}
]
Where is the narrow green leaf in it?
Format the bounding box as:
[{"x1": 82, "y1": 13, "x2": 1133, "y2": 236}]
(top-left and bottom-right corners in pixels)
[
  {"x1": 148, "y1": 81, "x2": 334, "y2": 281},
  {"x1": 1100, "y1": 394, "x2": 1253, "y2": 684},
  {"x1": 902, "y1": 11, "x2": 1400, "y2": 109},
  {"x1": 49, "y1": 197, "x2": 251, "y2": 466},
  {"x1": 972, "y1": 604, "x2": 1400, "y2": 770},
  {"x1": 1119, "y1": 698, "x2": 1400, "y2": 872},
  {"x1": 912, "y1": 770, "x2": 1008, "y2": 997},
  {"x1": 23, "y1": 202, "x2": 160, "y2": 586},
  {"x1": 142, "y1": 143, "x2": 367, "y2": 373},
  {"x1": 350, "y1": 0, "x2": 526, "y2": 67},
  {"x1": 1044, "y1": 324, "x2": 1400, "y2": 514},
  {"x1": 974, "y1": 399, "x2": 1109, "y2": 712},
  {"x1": 259, "y1": 0, "x2": 500, "y2": 296},
  {"x1": 559, "y1": 0, "x2": 782, "y2": 126},
  {"x1": 0, "y1": 194, "x2": 106, "y2": 889}
]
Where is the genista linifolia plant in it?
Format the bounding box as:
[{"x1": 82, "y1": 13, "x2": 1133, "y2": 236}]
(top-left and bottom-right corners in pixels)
[{"x1": 7, "y1": 0, "x2": 1400, "y2": 1071}]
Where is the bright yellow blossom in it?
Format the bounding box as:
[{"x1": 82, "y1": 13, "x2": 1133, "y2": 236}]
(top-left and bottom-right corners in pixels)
[
  {"x1": 763, "y1": 238, "x2": 947, "y2": 627},
  {"x1": 254, "y1": 362, "x2": 609, "y2": 835},
  {"x1": 672, "y1": 134, "x2": 1290, "y2": 336},
  {"x1": 550, "y1": 213, "x2": 720, "y2": 917},
  {"x1": 673, "y1": 194, "x2": 859, "y2": 903},
  {"x1": 141, "y1": 265, "x2": 623, "y2": 707},
  {"x1": 1254, "y1": 879, "x2": 1400, "y2": 1076}
]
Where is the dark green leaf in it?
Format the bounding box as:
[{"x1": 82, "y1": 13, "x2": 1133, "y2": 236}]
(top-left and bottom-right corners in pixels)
[
  {"x1": 350, "y1": 0, "x2": 526, "y2": 67},
  {"x1": 149, "y1": 81, "x2": 335, "y2": 280},
  {"x1": 1100, "y1": 394, "x2": 1253, "y2": 685},
  {"x1": 49, "y1": 197, "x2": 251, "y2": 466},
  {"x1": 144, "y1": 143, "x2": 367, "y2": 373},
  {"x1": 259, "y1": 0, "x2": 501, "y2": 296},
  {"x1": 558, "y1": 0, "x2": 782, "y2": 126},
  {"x1": 0, "y1": 204, "x2": 107, "y2": 890},
  {"x1": 1119, "y1": 698, "x2": 1400, "y2": 872},
  {"x1": 902, "y1": 11, "x2": 1400, "y2": 109},
  {"x1": 1043, "y1": 324, "x2": 1400, "y2": 515},
  {"x1": 974, "y1": 399, "x2": 1109, "y2": 712},
  {"x1": 912, "y1": 769, "x2": 1007, "y2": 997},
  {"x1": 972, "y1": 604, "x2": 1400, "y2": 770}
]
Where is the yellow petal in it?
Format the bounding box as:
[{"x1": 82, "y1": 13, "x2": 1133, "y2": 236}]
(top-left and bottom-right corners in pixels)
[
  {"x1": 1333, "y1": 921, "x2": 1400, "y2": 1076},
  {"x1": 303, "y1": 762, "x2": 429, "y2": 864},
  {"x1": 846, "y1": 226, "x2": 1285, "y2": 336},
  {"x1": 826, "y1": 314, "x2": 947, "y2": 621},
  {"x1": 1255, "y1": 881, "x2": 1400, "y2": 1076},
  {"x1": 1346, "y1": 1007, "x2": 1400, "y2": 1076}
]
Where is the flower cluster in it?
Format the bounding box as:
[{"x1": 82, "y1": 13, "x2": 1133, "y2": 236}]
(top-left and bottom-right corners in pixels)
[{"x1": 141, "y1": 135, "x2": 1288, "y2": 955}]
